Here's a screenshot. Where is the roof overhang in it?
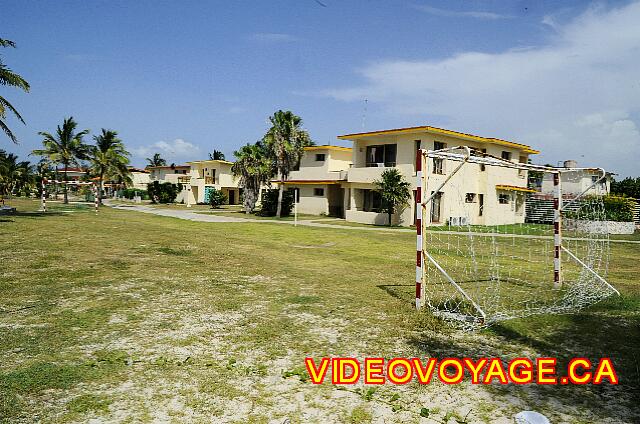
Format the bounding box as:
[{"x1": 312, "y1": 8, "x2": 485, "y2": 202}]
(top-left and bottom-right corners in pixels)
[
  {"x1": 496, "y1": 185, "x2": 537, "y2": 193},
  {"x1": 338, "y1": 125, "x2": 539, "y2": 154}
]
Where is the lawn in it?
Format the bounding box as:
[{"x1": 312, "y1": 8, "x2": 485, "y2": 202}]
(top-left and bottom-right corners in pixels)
[{"x1": 1, "y1": 199, "x2": 639, "y2": 423}]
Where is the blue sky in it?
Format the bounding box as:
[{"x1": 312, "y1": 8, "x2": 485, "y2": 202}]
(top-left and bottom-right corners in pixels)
[{"x1": 2, "y1": 0, "x2": 639, "y2": 176}]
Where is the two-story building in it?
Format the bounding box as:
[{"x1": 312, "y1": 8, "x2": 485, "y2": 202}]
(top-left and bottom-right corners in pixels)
[
  {"x1": 182, "y1": 159, "x2": 241, "y2": 205},
  {"x1": 539, "y1": 160, "x2": 611, "y2": 196},
  {"x1": 147, "y1": 165, "x2": 191, "y2": 184},
  {"x1": 127, "y1": 167, "x2": 150, "y2": 190},
  {"x1": 337, "y1": 126, "x2": 540, "y2": 226},
  {"x1": 275, "y1": 145, "x2": 352, "y2": 217}
]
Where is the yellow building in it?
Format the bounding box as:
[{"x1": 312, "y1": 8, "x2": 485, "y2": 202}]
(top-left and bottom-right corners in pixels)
[
  {"x1": 275, "y1": 145, "x2": 352, "y2": 217},
  {"x1": 127, "y1": 167, "x2": 150, "y2": 190},
  {"x1": 337, "y1": 126, "x2": 540, "y2": 226},
  {"x1": 182, "y1": 159, "x2": 241, "y2": 205}
]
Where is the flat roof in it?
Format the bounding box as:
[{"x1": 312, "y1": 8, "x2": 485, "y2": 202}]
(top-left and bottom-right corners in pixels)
[
  {"x1": 338, "y1": 125, "x2": 539, "y2": 154},
  {"x1": 186, "y1": 159, "x2": 234, "y2": 165},
  {"x1": 304, "y1": 145, "x2": 352, "y2": 152},
  {"x1": 146, "y1": 165, "x2": 190, "y2": 170}
]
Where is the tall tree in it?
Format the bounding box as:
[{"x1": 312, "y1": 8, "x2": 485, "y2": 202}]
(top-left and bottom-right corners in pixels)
[
  {"x1": 262, "y1": 110, "x2": 313, "y2": 217},
  {"x1": 209, "y1": 149, "x2": 226, "y2": 161},
  {"x1": 0, "y1": 150, "x2": 36, "y2": 197},
  {"x1": 232, "y1": 142, "x2": 271, "y2": 214},
  {"x1": 374, "y1": 168, "x2": 411, "y2": 226},
  {"x1": 32, "y1": 117, "x2": 89, "y2": 204},
  {"x1": 146, "y1": 153, "x2": 166, "y2": 167},
  {"x1": 0, "y1": 38, "x2": 30, "y2": 143},
  {"x1": 89, "y1": 129, "x2": 130, "y2": 204}
]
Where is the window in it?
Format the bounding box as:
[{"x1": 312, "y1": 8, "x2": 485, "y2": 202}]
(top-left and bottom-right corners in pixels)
[
  {"x1": 315, "y1": 154, "x2": 326, "y2": 162},
  {"x1": 314, "y1": 188, "x2": 324, "y2": 196},
  {"x1": 465, "y1": 193, "x2": 476, "y2": 203},
  {"x1": 289, "y1": 188, "x2": 300, "y2": 202},
  {"x1": 414, "y1": 140, "x2": 421, "y2": 169},
  {"x1": 366, "y1": 144, "x2": 397, "y2": 167},
  {"x1": 479, "y1": 148, "x2": 487, "y2": 172},
  {"x1": 432, "y1": 142, "x2": 446, "y2": 174},
  {"x1": 363, "y1": 190, "x2": 382, "y2": 212},
  {"x1": 498, "y1": 193, "x2": 510, "y2": 204},
  {"x1": 501, "y1": 151, "x2": 512, "y2": 161},
  {"x1": 478, "y1": 194, "x2": 484, "y2": 216},
  {"x1": 591, "y1": 175, "x2": 599, "y2": 183}
]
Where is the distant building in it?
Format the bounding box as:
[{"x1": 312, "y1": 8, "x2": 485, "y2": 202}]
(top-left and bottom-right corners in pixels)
[
  {"x1": 182, "y1": 159, "x2": 241, "y2": 205},
  {"x1": 128, "y1": 167, "x2": 150, "y2": 190},
  {"x1": 539, "y1": 160, "x2": 611, "y2": 196}
]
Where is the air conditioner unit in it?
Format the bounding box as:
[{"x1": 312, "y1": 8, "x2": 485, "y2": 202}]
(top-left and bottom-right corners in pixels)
[{"x1": 448, "y1": 216, "x2": 470, "y2": 226}]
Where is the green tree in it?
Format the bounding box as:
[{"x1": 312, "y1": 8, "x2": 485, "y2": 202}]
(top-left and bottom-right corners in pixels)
[
  {"x1": 232, "y1": 142, "x2": 271, "y2": 214},
  {"x1": 32, "y1": 117, "x2": 90, "y2": 204},
  {"x1": 209, "y1": 149, "x2": 226, "y2": 161},
  {"x1": 146, "y1": 153, "x2": 166, "y2": 167},
  {"x1": 611, "y1": 177, "x2": 640, "y2": 199},
  {"x1": 0, "y1": 38, "x2": 30, "y2": 143},
  {"x1": 374, "y1": 168, "x2": 412, "y2": 226},
  {"x1": 89, "y1": 129, "x2": 130, "y2": 204},
  {"x1": 0, "y1": 150, "x2": 36, "y2": 197},
  {"x1": 263, "y1": 110, "x2": 313, "y2": 217}
]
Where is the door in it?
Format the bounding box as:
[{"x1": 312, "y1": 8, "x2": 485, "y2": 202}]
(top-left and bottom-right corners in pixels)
[
  {"x1": 430, "y1": 192, "x2": 442, "y2": 223},
  {"x1": 478, "y1": 194, "x2": 484, "y2": 216},
  {"x1": 229, "y1": 190, "x2": 235, "y2": 205}
]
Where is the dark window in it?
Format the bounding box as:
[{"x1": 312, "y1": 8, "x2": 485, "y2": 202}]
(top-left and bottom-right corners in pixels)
[
  {"x1": 465, "y1": 193, "x2": 476, "y2": 203},
  {"x1": 501, "y1": 151, "x2": 512, "y2": 161},
  {"x1": 479, "y1": 148, "x2": 487, "y2": 172},
  {"x1": 314, "y1": 188, "x2": 325, "y2": 196},
  {"x1": 591, "y1": 175, "x2": 599, "y2": 183},
  {"x1": 434, "y1": 141, "x2": 446, "y2": 151},
  {"x1": 433, "y1": 158, "x2": 444, "y2": 174},
  {"x1": 414, "y1": 140, "x2": 421, "y2": 169},
  {"x1": 366, "y1": 144, "x2": 397, "y2": 167},
  {"x1": 289, "y1": 188, "x2": 300, "y2": 202},
  {"x1": 363, "y1": 190, "x2": 382, "y2": 212},
  {"x1": 498, "y1": 193, "x2": 510, "y2": 204},
  {"x1": 478, "y1": 194, "x2": 484, "y2": 216},
  {"x1": 315, "y1": 154, "x2": 326, "y2": 162}
]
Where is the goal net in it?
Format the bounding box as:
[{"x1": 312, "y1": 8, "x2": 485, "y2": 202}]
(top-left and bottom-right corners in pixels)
[{"x1": 415, "y1": 147, "x2": 619, "y2": 329}]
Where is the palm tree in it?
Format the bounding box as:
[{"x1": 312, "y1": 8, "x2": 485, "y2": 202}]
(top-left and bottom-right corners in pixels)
[
  {"x1": 89, "y1": 129, "x2": 130, "y2": 204},
  {"x1": 146, "y1": 153, "x2": 166, "y2": 167},
  {"x1": 209, "y1": 149, "x2": 226, "y2": 160},
  {"x1": 374, "y1": 168, "x2": 411, "y2": 226},
  {"x1": 32, "y1": 117, "x2": 90, "y2": 204},
  {"x1": 0, "y1": 150, "x2": 35, "y2": 197},
  {"x1": 0, "y1": 38, "x2": 30, "y2": 143},
  {"x1": 262, "y1": 110, "x2": 313, "y2": 217},
  {"x1": 232, "y1": 142, "x2": 271, "y2": 214}
]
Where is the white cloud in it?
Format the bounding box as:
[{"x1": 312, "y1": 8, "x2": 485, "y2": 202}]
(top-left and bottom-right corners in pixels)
[
  {"x1": 324, "y1": 2, "x2": 640, "y2": 177},
  {"x1": 413, "y1": 4, "x2": 511, "y2": 20},
  {"x1": 131, "y1": 139, "x2": 200, "y2": 163},
  {"x1": 249, "y1": 33, "x2": 298, "y2": 43}
]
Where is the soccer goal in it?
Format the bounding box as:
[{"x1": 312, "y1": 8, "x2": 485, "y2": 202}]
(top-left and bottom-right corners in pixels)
[
  {"x1": 415, "y1": 146, "x2": 619, "y2": 329},
  {"x1": 40, "y1": 177, "x2": 99, "y2": 213}
]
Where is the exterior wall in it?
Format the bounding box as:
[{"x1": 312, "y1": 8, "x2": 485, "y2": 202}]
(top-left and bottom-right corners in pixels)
[
  {"x1": 345, "y1": 131, "x2": 532, "y2": 226},
  {"x1": 540, "y1": 171, "x2": 610, "y2": 196},
  {"x1": 289, "y1": 184, "x2": 331, "y2": 215},
  {"x1": 287, "y1": 147, "x2": 351, "y2": 181},
  {"x1": 130, "y1": 171, "x2": 150, "y2": 190}
]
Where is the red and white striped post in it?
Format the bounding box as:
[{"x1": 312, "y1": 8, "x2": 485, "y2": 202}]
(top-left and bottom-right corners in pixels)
[
  {"x1": 415, "y1": 149, "x2": 423, "y2": 309},
  {"x1": 553, "y1": 172, "x2": 562, "y2": 288},
  {"x1": 93, "y1": 183, "x2": 99, "y2": 213},
  {"x1": 41, "y1": 177, "x2": 47, "y2": 212}
]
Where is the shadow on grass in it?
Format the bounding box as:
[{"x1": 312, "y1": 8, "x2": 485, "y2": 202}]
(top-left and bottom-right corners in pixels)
[{"x1": 406, "y1": 310, "x2": 640, "y2": 421}]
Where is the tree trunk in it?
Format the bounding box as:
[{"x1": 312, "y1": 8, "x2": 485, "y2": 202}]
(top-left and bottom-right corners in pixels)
[
  {"x1": 388, "y1": 204, "x2": 393, "y2": 227},
  {"x1": 276, "y1": 177, "x2": 284, "y2": 218},
  {"x1": 99, "y1": 170, "x2": 104, "y2": 205},
  {"x1": 63, "y1": 163, "x2": 69, "y2": 204}
]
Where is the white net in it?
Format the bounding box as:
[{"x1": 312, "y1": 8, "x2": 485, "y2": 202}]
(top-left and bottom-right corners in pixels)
[{"x1": 418, "y1": 148, "x2": 618, "y2": 329}]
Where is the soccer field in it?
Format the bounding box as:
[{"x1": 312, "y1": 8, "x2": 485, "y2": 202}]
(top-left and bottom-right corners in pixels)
[{"x1": 1, "y1": 199, "x2": 639, "y2": 423}]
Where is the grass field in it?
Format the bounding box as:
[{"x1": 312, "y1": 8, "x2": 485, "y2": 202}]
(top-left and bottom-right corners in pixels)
[{"x1": 1, "y1": 199, "x2": 639, "y2": 423}]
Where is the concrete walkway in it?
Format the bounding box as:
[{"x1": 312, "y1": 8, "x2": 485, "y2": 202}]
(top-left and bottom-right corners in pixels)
[{"x1": 107, "y1": 202, "x2": 640, "y2": 244}]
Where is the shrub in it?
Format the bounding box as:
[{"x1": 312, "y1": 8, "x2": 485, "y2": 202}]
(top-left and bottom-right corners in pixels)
[
  {"x1": 147, "y1": 181, "x2": 182, "y2": 203},
  {"x1": 121, "y1": 188, "x2": 149, "y2": 200},
  {"x1": 566, "y1": 195, "x2": 635, "y2": 222},
  {"x1": 207, "y1": 188, "x2": 227, "y2": 208},
  {"x1": 259, "y1": 188, "x2": 294, "y2": 216}
]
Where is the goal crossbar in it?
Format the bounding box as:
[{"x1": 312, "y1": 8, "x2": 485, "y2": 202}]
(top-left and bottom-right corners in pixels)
[{"x1": 40, "y1": 177, "x2": 99, "y2": 213}]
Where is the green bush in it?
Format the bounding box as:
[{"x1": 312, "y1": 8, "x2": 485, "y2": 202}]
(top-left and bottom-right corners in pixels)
[
  {"x1": 121, "y1": 188, "x2": 149, "y2": 200},
  {"x1": 147, "y1": 181, "x2": 182, "y2": 204},
  {"x1": 566, "y1": 195, "x2": 635, "y2": 222},
  {"x1": 259, "y1": 188, "x2": 294, "y2": 217},
  {"x1": 207, "y1": 188, "x2": 227, "y2": 208}
]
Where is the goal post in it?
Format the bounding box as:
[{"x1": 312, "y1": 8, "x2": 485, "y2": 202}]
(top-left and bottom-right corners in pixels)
[
  {"x1": 40, "y1": 177, "x2": 99, "y2": 213},
  {"x1": 415, "y1": 146, "x2": 618, "y2": 328}
]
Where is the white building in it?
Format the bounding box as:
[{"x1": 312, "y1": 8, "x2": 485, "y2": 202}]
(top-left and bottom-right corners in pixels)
[
  {"x1": 182, "y1": 159, "x2": 241, "y2": 205},
  {"x1": 539, "y1": 160, "x2": 611, "y2": 196}
]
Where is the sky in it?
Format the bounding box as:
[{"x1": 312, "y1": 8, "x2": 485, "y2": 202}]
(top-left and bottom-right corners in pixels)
[{"x1": 2, "y1": 0, "x2": 639, "y2": 177}]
